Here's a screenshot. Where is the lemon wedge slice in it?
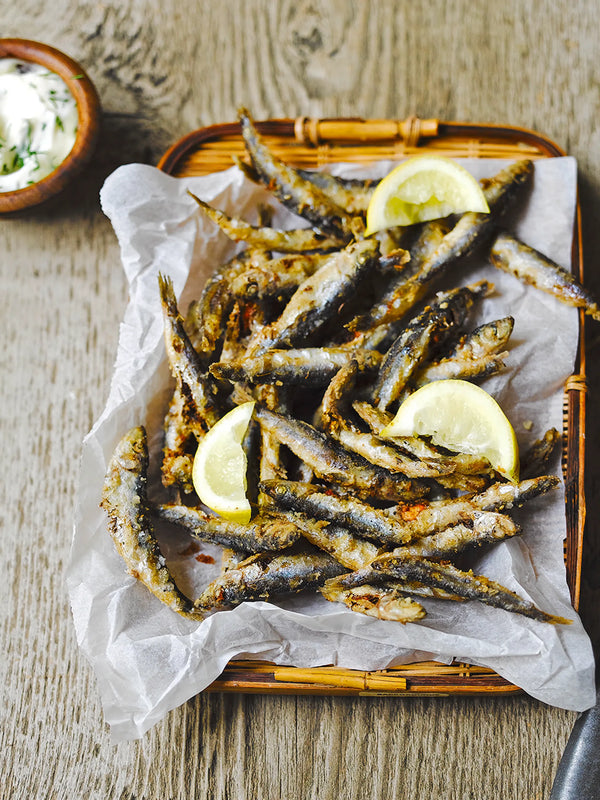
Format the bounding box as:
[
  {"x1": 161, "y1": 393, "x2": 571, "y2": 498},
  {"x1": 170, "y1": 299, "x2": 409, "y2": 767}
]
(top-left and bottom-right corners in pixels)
[
  {"x1": 381, "y1": 380, "x2": 519, "y2": 481},
  {"x1": 192, "y1": 401, "x2": 255, "y2": 522},
  {"x1": 365, "y1": 155, "x2": 490, "y2": 235}
]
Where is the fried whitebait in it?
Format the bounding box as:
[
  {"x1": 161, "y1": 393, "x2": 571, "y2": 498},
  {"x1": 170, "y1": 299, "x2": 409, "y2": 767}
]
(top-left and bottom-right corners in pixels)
[
  {"x1": 334, "y1": 428, "x2": 454, "y2": 479},
  {"x1": 352, "y1": 400, "x2": 492, "y2": 475},
  {"x1": 490, "y1": 230, "x2": 600, "y2": 320},
  {"x1": 161, "y1": 384, "x2": 197, "y2": 493},
  {"x1": 210, "y1": 346, "x2": 382, "y2": 387},
  {"x1": 239, "y1": 107, "x2": 362, "y2": 240},
  {"x1": 235, "y1": 155, "x2": 378, "y2": 215},
  {"x1": 290, "y1": 513, "x2": 381, "y2": 570},
  {"x1": 246, "y1": 238, "x2": 381, "y2": 355},
  {"x1": 100, "y1": 426, "x2": 203, "y2": 620},
  {"x1": 321, "y1": 584, "x2": 426, "y2": 622},
  {"x1": 261, "y1": 480, "x2": 430, "y2": 546},
  {"x1": 348, "y1": 219, "x2": 450, "y2": 333},
  {"x1": 364, "y1": 553, "x2": 570, "y2": 624},
  {"x1": 296, "y1": 167, "x2": 377, "y2": 214},
  {"x1": 184, "y1": 253, "x2": 258, "y2": 366},
  {"x1": 254, "y1": 407, "x2": 426, "y2": 501},
  {"x1": 195, "y1": 550, "x2": 346, "y2": 610},
  {"x1": 325, "y1": 566, "x2": 464, "y2": 602},
  {"x1": 320, "y1": 358, "x2": 367, "y2": 434},
  {"x1": 189, "y1": 192, "x2": 344, "y2": 252},
  {"x1": 155, "y1": 504, "x2": 301, "y2": 553},
  {"x1": 520, "y1": 428, "x2": 562, "y2": 479},
  {"x1": 393, "y1": 159, "x2": 533, "y2": 294},
  {"x1": 395, "y1": 511, "x2": 520, "y2": 559},
  {"x1": 353, "y1": 401, "x2": 493, "y2": 493},
  {"x1": 158, "y1": 274, "x2": 221, "y2": 434},
  {"x1": 373, "y1": 281, "x2": 491, "y2": 410},
  {"x1": 354, "y1": 160, "x2": 531, "y2": 340},
  {"x1": 383, "y1": 475, "x2": 558, "y2": 539},
  {"x1": 410, "y1": 316, "x2": 514, "y2": 388}
]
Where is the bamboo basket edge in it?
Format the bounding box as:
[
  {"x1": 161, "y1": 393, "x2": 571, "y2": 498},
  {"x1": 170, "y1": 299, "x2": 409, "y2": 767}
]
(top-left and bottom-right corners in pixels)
[{"x1": 157, "y1": 116, "x2": 585, "y2": 699}]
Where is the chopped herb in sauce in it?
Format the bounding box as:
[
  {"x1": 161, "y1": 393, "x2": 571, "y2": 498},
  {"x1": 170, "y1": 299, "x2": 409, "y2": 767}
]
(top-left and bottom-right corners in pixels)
[{"x1": 0, "y1": 58, "x2": 78, "y2": 191}]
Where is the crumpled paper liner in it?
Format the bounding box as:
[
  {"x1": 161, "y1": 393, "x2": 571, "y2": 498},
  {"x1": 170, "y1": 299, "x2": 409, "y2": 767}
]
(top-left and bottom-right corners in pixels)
[{"x1": 67, "y1": 156, "x2": 595, "y2": 741}]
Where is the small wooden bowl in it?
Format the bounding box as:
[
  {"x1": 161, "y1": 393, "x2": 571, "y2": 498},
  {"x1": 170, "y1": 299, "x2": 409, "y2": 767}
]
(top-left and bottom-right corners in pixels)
[{"x1": 0, "y1": 39, "x2": 101, "y2": 213}]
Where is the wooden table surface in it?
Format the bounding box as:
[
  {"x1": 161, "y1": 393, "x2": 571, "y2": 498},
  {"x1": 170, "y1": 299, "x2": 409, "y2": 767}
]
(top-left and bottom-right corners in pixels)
[{"x1": 2, "y1": 2, "x2": 600, "y2": 798}]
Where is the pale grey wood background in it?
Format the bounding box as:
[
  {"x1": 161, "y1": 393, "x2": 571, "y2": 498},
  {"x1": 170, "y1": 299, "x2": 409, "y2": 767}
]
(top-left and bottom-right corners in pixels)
[{"x1": 2, "y1": 1, "x2": 599, "y2": 798}]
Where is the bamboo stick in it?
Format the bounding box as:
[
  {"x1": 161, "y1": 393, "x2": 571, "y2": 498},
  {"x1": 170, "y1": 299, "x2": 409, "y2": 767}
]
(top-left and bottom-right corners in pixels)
[{"x1": 272, "y1": 666, "x2": 408, "y2": 691}]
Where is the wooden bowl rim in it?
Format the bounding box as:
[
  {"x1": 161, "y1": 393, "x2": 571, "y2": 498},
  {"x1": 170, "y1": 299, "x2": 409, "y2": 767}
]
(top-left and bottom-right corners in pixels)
[{"x1": 0, "y1": 38, "x2": 101, "y2": 213}]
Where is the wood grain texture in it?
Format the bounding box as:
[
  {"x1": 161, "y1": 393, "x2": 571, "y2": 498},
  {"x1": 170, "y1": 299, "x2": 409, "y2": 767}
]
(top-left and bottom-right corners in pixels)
[{"x1": 1, "y1": 1, "x2": 599, "y2": 798}]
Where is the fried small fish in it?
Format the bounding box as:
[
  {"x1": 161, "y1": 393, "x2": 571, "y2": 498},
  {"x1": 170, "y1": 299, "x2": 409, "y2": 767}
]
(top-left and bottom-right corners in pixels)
[
  {"x1": 334, "y1": 428, "x2": 454, "y2": 479},
  {"x1": 246, "y1": 239, "x2": 380, "y2": 356},
  {"x1": 189, "y1": 192, "x2": 344, "y2": 252},
  {"x1": 211, "y1": 347, "x2": 382, "y2": 387},
  {"x1": 321, "y1": 584, "x2": 426, "y2": 622},
  {"x1": 348, "y1": 219, "x2": 450, "y2": 333},
  {"x1": 353, "y1": 400, "x2": 493, "y2": 480},
  {"x1": 238, "y1": 107, "x2": 362, "y2": 240},
  {"x1": 490, "y1": 230, "x2": 600, "y2": 320},
  {"x1": 325, "y1": 566, "x2": 463, "y2": 601},
  {"x1": 262, "y1": 480, "x2": 427, "y2": 546},
  {"x1": 369, "y1": 553, "x2": 570, "y2": 624},
  {"x1": 161, "y1": 384, "x2": 197, "y2": 493},
  {"x1": 391, "y1": 160, "x2": 533, "y2": 295},
  {"x1": 290, "y1": 512, "x2": 381, "y2": 570},
  {"x1": 296, "y1": 167, "x2": 378, "y2": 214},
  {"x1": 155, "y1": 504, "x2": 301, "y2": 553},
  {"x1": 410, "y1": 316, "x2": 514, "y2": 388},
  {"x1": 255, "y1": 384, "x2": 287, "y2": 500},
  {"x1": 195, "y1": 550, "x2": 346, "y2": 610},
  {"x1": 235, "y1": 155, "x2": 378, "y2": 215},
  {"x1": 158, "y1": 274, "x2": 220, "y2": 433},
  {"x1": 320, "y1": 358, "x2": 366, "y2": 434},
  {"x1": 326, "y1": 551, "x2": 570, "y2": 624},
  {"x1": 100, "y1": 426, "x2": 202, "y2": 620},
  {"x1": 373, "y1": 281, "x2": 491, "y2": 410},
  {"x1": 184, "y1": 252, "x2": 261, "y2": 366},
  {"x1": 384, "y1": 476, "x2": 558, "y2": 539},
  {"x1": 395, "y1": 511, "x2": 520, "y2": 559},
  {"x1": 254, "y1": 407, "x2": 426, "y2": 501}
]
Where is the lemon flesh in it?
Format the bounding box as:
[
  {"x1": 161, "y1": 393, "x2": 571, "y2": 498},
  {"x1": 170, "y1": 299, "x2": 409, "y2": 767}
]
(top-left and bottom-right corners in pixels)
[
  {"x1": 381, "y1": 380, "x2": 519, "y2": 482},
  {"x1": 365, "y1": 155, "x2": 490, "y2": 235},
  {"x1": 192, "y1": 401, "x2": 255, "y2": 522}
]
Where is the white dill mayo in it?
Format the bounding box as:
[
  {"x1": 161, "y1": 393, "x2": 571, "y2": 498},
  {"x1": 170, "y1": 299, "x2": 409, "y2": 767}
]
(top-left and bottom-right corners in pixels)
[{"x1": 0, "y1": 58, "x2": 78, "y2": 191}]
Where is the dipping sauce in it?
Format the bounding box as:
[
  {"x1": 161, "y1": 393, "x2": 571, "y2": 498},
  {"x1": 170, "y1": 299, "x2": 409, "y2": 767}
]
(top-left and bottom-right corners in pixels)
[{"x1": 0, "y1": 58, "x2": 78, "y2": 191}]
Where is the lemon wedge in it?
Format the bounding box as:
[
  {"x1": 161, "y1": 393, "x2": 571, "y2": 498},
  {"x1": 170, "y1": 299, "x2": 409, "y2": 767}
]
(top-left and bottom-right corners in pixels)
[
  {"x1": 381, "y1": 380, "x2": 519, "y2": 481},
  {"x1": 192, "y1": 401, "x2": 255, "y2": 522},
  {"x1": 365, "y1": 155, "x2": 490, "y2": 235}
]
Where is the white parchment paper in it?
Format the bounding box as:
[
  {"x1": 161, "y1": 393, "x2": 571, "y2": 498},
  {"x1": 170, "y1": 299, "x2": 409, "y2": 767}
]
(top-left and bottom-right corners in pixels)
[{"x1": 67, "y1": 157, "x2": 596, "y2": 741}]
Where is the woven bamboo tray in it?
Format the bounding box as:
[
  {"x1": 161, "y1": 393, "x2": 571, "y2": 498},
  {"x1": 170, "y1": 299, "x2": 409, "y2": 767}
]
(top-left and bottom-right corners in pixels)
[{"x1": 157, "y1": 116, "x2": 586, "y2": 698}]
